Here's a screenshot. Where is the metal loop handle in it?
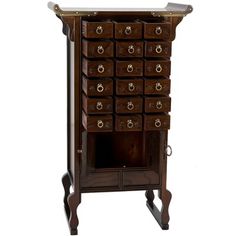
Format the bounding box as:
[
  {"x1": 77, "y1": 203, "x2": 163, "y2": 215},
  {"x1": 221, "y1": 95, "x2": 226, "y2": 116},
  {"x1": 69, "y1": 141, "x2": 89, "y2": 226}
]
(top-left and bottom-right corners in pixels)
[
  {"x1": 127, "y1": 101, "x2": 134, "y2": 111},
  {"x1": 97, "y1": 83, "x2": 104, "y2": 93},
  {"x1": 97, "y1": 64, "x2": 105, "y2": 74},
  {"x1": 127, "y1": 119, "x2": 134, "y2": 129},
  {"x1": 127, "y1": 64, "x2": 134, "y2": 73},
  {"x1": 96, "y1": 102, "x2": 103, "y2": 110},
  {"x1": 155, "y1": 64, "x2": 162, "y2": 73},
  {"x1": 156, "y1": 101, "x2": 163, "y2": 109},
  {"x1": 155, "y1": 45, "x2": 162, "y2": 54},
  {"x1": 154, "y1": 118, "x2": 162, "y2": 128},
  {"x1": 155, "y1": 82, "x2": 163, "y2": 91},
  {"x1": 97, "y1": 120, "x2": 104, "y2": 128},
  {"x1": 128, "y1": 45, "x2": 135, "y2": 54},
  {"x1": 125, "y1": 26, "x2": 132, "y2": 35},
  {"x1": 128, "y1": 82, "x2": 135, "y2": 92},
  {"x1": 166, "y1": 145, "x2": 172, "y2": 156},
  {"x1": 96, "y1": 26, "x2": 103, "y2": 35},
  {"x1": 155, "y1": 26, "x2": 162, "y2": 35},
  {"x1": 97, "y1": 45, "x2": 104, "y2": 55}
]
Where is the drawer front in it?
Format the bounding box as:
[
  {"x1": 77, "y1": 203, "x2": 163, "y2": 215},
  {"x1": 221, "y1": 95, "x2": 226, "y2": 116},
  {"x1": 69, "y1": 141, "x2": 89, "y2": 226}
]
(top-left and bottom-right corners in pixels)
[
  {"x1": 82, "y1": 40, "x2": 114, "y2": 58},
  {"x1": 144, "y1": 22, "x2": 171, "y2": 39},
  {"x1": 116, "y1": 41, "x2": 143, "y2": 58},
  {"x1": 115, "y1": 97, "x2": 143, "y2": 114},
  {"x1": 82, "y1": 112, "x2": 113, "y2": 132},
  {"x1": 144, "y1": 79, "x2": 170, "y2": 95},
  {"x1": 144, "y1": 114, "x2": 170, "y2": 131},
  {"x1": 82, "y1": 76, "x2": 113, "y2": 97},
  {"x1": 144, "y1": 97, "x2": 171, "y2": 113},
  {"x1": 145, "y1": 42, "x2": 171, "y2": 58},
  {"x1": 116, "y1": 60, "x2": 143, "y2": 77},
  {"x1": 82, "y1": 59, "x2": 114, "y2": 77},
  {"x1": 144, "y1": 60, "x2": 171, "y2": 77},
  {"x1": 82, "y1": 21, "x2": 113, "y2": 39},
  {"x1": 116, "y1": 79, "x2": 143, "y2": 95},
  {"x1": 115, "y1": 115, "x2": 142, "y2": 131},
  {"x1": 115, "y1": 22, "x2": 142, "y2": 39},
  {"x1": 82, "y1": 95, "x2": 113, "y2": 114}
]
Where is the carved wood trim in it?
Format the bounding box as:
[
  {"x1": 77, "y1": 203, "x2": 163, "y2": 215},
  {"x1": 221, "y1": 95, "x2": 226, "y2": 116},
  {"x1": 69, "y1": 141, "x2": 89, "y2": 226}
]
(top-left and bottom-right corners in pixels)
[{"x1": 57, "y1": 15, "x2": 75, "y2": 41}]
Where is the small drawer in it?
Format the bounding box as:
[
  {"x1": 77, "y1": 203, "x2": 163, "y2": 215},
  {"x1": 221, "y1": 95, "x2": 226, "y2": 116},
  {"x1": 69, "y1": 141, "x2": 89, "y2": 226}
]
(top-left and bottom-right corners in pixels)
[
  {"x1": 144, "y1": 114, "x2": 170, "y2": 131},
  {"x1": 82, "y1": 111, "x2": 113, "y2": 132},
  {"x1": 144, "y1": 78, "x2": 171, "y2": 95},
  {"x1": 143, "y1": 22, "x2": 171, "y2": 40},
  {"x1": 82, "y1": 40, "x2": 114, "y2": 58},
  {"x1": 116, "y1": 60, "x2": 143, "y2": 77},
  {"x1": 144, "y1": 97, "x2": 171, "y2": 113},
  {"x1": 114, "y1": 22, "x2": 142, "y2": 39},
  {"x1": 116, "y1": 79, "x2": 143, "y2": 96},
  {"x1": 82, "y1": 21, "x2": 113, "y2": 39},
  {"x1": 82, "y1": 94, "x2": 113, "y2": 114},
  {"x1": 144, "y1": 60, "x2": 171, "y2": 77},
  {"x1": 82, "y1": 58, "x2": 114, "y2": 77},
  {"x1": 82, "y1": 76, "x2": 113, "y2": 96},
  {"x1": 115, "y1": 115, "x2": 142, "y2": 132},
  {"x1": 145, "y1": 42, "x2": 171, "y2": 58},
  {"x1": 116, "y1": 41, "x2": 143, "y2": 58},
  {"x1": 115, "y1": 97, "x2": 143, "y2": 114}
]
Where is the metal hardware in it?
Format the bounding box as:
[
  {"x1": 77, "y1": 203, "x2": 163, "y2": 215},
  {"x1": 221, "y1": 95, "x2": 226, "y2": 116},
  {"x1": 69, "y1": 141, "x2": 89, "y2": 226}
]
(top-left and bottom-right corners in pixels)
[
  {"x1": 97, "y1": 64, "x2": 105, "y2": 73},
  {"x1": 128, "y1": 45, "x2": 135, "y2": 54},
  {"x1": 127, "y1": 119, "x2": 134, "y2": 129},
  {"x1": 77, "y1": 149, "x2": 82, "y2": 154},
  {"x1": 166, "y1": 145, "x2": 172, "y2": 156},
  {"x1": 155, "y1": 82, "x2": 163, "y2": 91},
  {"x1": 97, "y1": 83, "x2": 104, "y2": 93},
  {"x1": 97, "y1": 45, "x2": 104, "y2": 54},
  {"x1": 127, "y1": 64, "x2": 134, "y2": 73},
  {"x1": 154, "y1": 119, "x2": 161, "y2": 128},
  {"x1": 96, "y1": 102, "x2": 103, "y2": 110},
  {"x1": 127, "y1": 101, "x2": 134, "y2": 111},
  {"x1": 155, "y1": 45, "x2": 162, "y2": 54},
  {"x1": 96, "y1": 26, "x2": 103, "y2": 35},
  {"x1": 125, "y1": 26, "x2": 132, "y2": 35},
  {"x1": 156, "y1": 101, "x2": 163, "y2": 109},
  {"x1": 97, "y1": 120, "x2": 104, "y2": 128},
  {"x1": 128, "y1": 82, "x2": 135, "y2": 92},
  {"x1": 155, "y1": 26, "x2": 162, "y2": 35},
  {"x1": 155, "y1": 64, "x2": 162, "y2": 73}
]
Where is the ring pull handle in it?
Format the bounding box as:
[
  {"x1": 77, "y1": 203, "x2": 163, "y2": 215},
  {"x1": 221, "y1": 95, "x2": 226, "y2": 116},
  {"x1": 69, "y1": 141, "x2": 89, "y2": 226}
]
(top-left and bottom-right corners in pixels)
[
  {"x1": 155, "y1": 45, "x2": 162, "y2": 54},
  {"x1": 128, "y1": 45, "x2": 135, "y2": 54},
  {"x1": 156, "y1": 101, "x2": 163, "y2": 109},
  {"x1": 127, "y1": 119, "x2": 134, "y2": 129},
  {"x1": 155, "y1": 26, "x2": 162, "y2": 35},
  {"x1": 154, "y1": 118, "x2": 162, "y2": 128},
  {"x1": 97, "y1": 83, "x2": 104, "y2": 93},
  {"x1": 155, "y1": 82, "x2": 163, "y2": 91},
  {"x1": 97, "y1": 45, "x2": 105, "y2": 55},
  {"x1": 127, "y1": 64, "x2": 134, "y2": 73},
  {"x1": 97, "y1": 64, "x2": 105, "y2": 74},
  {"x1": 96, "y1": 101, "x2": 103, "y2": 110},
  {"x1": 97, "y1": 120, "x2": 104, "y2": 128},
  {"x1": 128, "y1": 82, "x2": 135, "y2": 92},
  {"x1": 155, "y1": 64, "x2": 162, "y2": 73},
  {"x1": 125, "y1": 26, "x2": 132, "y2": 35},
  {"x1": 96, "y1": 26, "x2": 103, "y2": 35},
  {"x1": 166, "y1": 145, "x2": 172, "y2": 157},
  {"x1": 127, "y1": 101, "x2": 134, "y2": 111}
]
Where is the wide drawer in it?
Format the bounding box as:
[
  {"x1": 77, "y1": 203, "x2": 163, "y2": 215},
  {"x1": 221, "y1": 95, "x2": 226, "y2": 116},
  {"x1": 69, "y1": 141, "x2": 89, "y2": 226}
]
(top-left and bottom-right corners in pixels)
[
  {"x1": 116, "y1": 79, "x2": 143, "y2": 96},
  {"x1": 82, "y1": 59, "x2": 114, "y2": 77},
  {"x1": 144, "y1": 78, "x2": 171, "y2": 95},
  {"x1": 116, "y1": 60, "x2": 143, "y2": 77},
  {"x1": 116, "y1": 41, "x2": 143, "y2": 58},
  {"x1": 82, "y1": 94, "x2": 113, "y2": 114},
  {"x1": 115, "y1": 115, "x2": 142, "y2": 131},
  {"x1": 144, "y1": 97, "x2": 171, "y2": 113},
  {"x1": 82, "y1": 21, "x2": 113, "y2": 39},
  {"x1": 114, "y1": 22, "x2": 142, "y2": 39},
  {"x1": 144, "y1": 114, "x2": 170, "y2": 131},
  {"x1": 145, "y1": 41, "x2": 171, "y2": 58},
  {"x1": 144, "y1": 60, "x2": 171, "y2": 77},
  {"x1": 82, "y1": 40, "x2": 114, "y2": 58},
  {"x1": 82, "y1": 111, "x2": 113, "y2": 132},
  {"x1": 82, "y1": 76, "x2": 113, "y2": 96},
  {"x1": 143, "y1": 22, "x2": 171, "y2": 40},
  {"x1": 115, "y1": 97, "x2": 143, "y2": 114}
]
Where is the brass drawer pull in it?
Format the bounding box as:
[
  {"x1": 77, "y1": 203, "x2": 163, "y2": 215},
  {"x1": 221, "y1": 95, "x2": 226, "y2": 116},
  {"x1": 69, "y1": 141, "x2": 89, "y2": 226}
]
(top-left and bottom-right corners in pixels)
[
  {"x1": 155, "y1": 26, "x2": 162, "y2": 35},
  {"x1": 125, "y1": 26, "x2": 132, "y2": 35},
  {"x1": 97, "y1": 64, "x2": 105, "y2": 74},
  {"x1": 154, "y1": 119, "x2": 162, "y2": 128},
  {"x1": 128, "y1": 45, "x2": 135, "y2": 54},
  {"x1": 155, "y1": 64, "x2": 162, "y2": 73},
  {"x1": 155, "y1": 45, "x2": 162, "y2": 54},
  {"x1": 97, "y1": 83, "x2": 104, "y2": 93},
  {"x1": 127, "y1": 64, "x2": 134, "y2": 73},
  {"x1": 97, "y1": 120, "x2": 104, "y2": 128},
  {"x1": 97, "y1": 45, "x2": 104, "y2": 54},
  {"x1": 156, "y1": 101, "x2": 163, "y2": 109},
  {"x1": 127, "y1": 119, "x2": 134, "y2": 129},
  {"x1": 127, "y1": 101, "x2": 134, "y2": 111},
  {"x1": 128, "y1": 82, "x2": 135, "y2": 92},
  {"x1": 96, "y1": 102, "x2": 103, "y2": 110},
  {"x1": 155, "y1": 82, "x2": 163, "y2": 91},
  {"x1": 96, "y1": 26, "x2": 103, "y2": 35}
]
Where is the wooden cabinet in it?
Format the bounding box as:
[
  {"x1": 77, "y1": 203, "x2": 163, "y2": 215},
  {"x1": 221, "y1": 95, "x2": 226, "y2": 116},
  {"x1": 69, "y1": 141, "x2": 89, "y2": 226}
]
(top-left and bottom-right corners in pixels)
[{"x1": 48, "y1": 2, "x2": 193, "y2": 235}]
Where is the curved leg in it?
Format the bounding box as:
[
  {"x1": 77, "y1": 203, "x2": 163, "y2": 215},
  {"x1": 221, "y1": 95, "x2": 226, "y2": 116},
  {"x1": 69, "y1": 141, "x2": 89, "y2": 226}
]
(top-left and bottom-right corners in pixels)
[
  {"x1": 62, "y1": 173, "x2": 71, "y2": 219},
  {"x1": 145, "y1": 190, "x2": 155, "y2": 208}
]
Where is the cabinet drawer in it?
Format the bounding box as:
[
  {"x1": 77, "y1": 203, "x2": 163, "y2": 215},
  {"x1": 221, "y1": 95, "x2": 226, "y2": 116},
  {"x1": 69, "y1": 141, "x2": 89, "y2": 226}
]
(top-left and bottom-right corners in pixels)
[
  {"x1": 116, "y1": 79, "x2": 143, "y2": 95},
  {"x1": 144, "y1": 60, "x2": 171, "y2": 77},
  {"x1": 115, "y1": 115, "x2": 142, "y2": 132},
  {"x1": 82, "y1": 94, "x2": 113, "y2": 114},
  {"x1": 144, "y1": 78, "x2": 170, "y2": 95},
  {"x1": 82, "y1": 112, "x2": 113, "y2": 132},
  {"x1": 114, "y1": 22, "x2": 142, "y2": 39},
  {"x1": 144, "y1": 114, "x2": 170, "y2": 131},
  {"x1": 145, "y1": 42, "x2": 171, "y2": 58},
  {"x1": 144, "y1": 97, "x2": 171, "y2": 113},
  {"x1": 82, "y1": 21, "x2": 113, "y2": 39},
  {"x1": 115, "y1": 97, "x2": 143, "y2": 114},
  {"x1": 82, "y1": 59, "x2": 114, "y2": 77},
  {"x1": 116, "y1": 60, "x2": 143, "y2": 77},
  {"x1": 116, "y1": 41, "x2": 143, "y2": 58},
  {"x1": 82, "y1": 40, "x2": 114, "y2": 58},
  {"x1": 143, "y1": 22, "x2": 171, "y2": 39}
]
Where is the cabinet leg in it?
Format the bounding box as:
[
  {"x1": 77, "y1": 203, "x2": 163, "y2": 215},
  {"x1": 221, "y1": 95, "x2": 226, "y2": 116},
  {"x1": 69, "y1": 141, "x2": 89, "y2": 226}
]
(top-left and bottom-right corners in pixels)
[{"x1": 62, "y1": 173, "x2": 71, "y2": 219}]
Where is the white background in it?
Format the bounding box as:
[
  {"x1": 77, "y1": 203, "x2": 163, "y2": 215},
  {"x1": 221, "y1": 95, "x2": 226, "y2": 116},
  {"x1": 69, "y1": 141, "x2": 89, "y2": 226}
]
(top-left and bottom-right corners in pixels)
[{"x1": 0, "y1": 0, "x2": 236, "y2": 235}]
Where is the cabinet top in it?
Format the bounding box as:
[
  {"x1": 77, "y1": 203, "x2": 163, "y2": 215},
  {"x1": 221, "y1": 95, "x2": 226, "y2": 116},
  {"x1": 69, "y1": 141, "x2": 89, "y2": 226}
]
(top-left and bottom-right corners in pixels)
[{"x1": 48, "y1": 2, "x2": 193, "y2": 17}]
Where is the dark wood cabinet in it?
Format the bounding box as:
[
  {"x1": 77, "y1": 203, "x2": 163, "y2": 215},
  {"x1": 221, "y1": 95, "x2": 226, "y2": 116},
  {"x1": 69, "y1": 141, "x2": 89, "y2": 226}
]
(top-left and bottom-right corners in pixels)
[{"x1": 48, "y1": 2, "x2": 192, "y2": 235}]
